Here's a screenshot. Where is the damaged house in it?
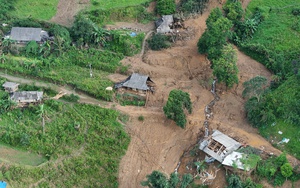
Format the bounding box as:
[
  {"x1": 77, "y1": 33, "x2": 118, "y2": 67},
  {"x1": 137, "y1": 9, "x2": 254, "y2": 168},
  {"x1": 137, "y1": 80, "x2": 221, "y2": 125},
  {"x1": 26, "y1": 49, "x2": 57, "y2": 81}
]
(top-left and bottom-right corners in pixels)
[
  {"x1": 155, "y1": 15, "x2": 174, "y2": 33},
  {"x1": 199, "y1": 130, "x2": 242, "y2": 163}
]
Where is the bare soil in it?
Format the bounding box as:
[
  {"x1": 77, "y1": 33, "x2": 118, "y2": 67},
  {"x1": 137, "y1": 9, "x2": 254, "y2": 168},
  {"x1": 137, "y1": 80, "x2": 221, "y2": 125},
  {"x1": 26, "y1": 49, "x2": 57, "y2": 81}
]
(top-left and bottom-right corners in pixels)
[
  {"x1": 50, "y1": 0, "x2": 89, "y2": 27},
  {"x1": 115, "y1": 1, "x2": 300, "y2": 188}
]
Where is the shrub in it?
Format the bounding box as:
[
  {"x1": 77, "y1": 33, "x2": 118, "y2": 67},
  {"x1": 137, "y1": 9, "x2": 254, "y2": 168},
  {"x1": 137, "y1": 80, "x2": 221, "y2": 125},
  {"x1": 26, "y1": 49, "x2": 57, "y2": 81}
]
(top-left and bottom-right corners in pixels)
[
  {"x1": 156, "y1": 0, "x2": 176, "y2": 15},
  {"x1": 138, "y1": 115, "x2": 144, "y2": 121},
  {"x1": 179, "y1": 0, "x2": 209, "y2": 15},
  {"x1": 61, "y1": 94, "x2": 80, "y2": 102},
  {"x1": 147, "y1": 33, "x2": 171, "y2": 51}
]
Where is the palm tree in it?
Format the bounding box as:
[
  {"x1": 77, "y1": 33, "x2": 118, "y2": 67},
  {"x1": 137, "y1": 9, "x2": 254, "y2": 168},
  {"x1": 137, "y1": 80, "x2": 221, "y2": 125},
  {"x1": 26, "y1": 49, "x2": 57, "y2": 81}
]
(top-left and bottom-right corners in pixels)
[{"x1": 37, "y1": 104, "x2": 46, "y2": 134}]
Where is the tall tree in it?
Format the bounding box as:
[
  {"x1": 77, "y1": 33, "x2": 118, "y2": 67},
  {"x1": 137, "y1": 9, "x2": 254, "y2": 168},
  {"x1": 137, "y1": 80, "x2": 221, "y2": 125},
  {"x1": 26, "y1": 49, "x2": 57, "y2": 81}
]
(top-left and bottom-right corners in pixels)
[
  {"x1": 163, "y1": 90, "x2": 192, "y2": 128},
  {"x1": 197, "y1": 8, "x2": 233, "y2": 61},
  {"x1": 213, "y1": 44, "x2": 239, "y2": 88}
]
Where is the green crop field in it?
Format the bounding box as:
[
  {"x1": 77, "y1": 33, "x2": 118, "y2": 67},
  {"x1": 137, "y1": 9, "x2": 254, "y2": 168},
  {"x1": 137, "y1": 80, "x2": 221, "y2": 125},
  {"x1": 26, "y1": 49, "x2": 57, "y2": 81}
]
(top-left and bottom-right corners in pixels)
[
  {"x1": 245, "y1": 0, "x2": 300, "y2": 58},
  {"x1": 11, "y1": 0, "x2": 59, "y2": 20},
  {"x1": 0, "y1": 84, "x2": 130, "y2": 186},
  {"x1": 90, "y1": 0, "x2": 150, "y2": 10}
]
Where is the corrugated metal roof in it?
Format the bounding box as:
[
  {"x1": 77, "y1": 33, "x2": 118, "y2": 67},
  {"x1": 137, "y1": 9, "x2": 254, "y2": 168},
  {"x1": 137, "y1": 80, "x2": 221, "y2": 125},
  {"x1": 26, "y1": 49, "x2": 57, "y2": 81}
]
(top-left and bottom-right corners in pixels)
[
  {"x1": 211, "y1": 130, "x2": 241, "y2": 150},
  {"x1": 2, "y1": 82, "x2": 19, "y2": 88},
  {"x1": 122, "y1": 73, "x2": 150, "y2": 90},
  {"x1": 11, "y1": 91, "x2": 43, "y2": 102},
  {"x1": 222, "y1": 151, "x2": 247, "y2": 170},
  {"x1": 199, "y1": 130, "x2": 242, "y2": 163},
  {"x1": 10, "y1": 27, "x2": 42, "y2": 42},
  {"x1": 157, "y1": 15, "x2": 173, "y2": 33}
]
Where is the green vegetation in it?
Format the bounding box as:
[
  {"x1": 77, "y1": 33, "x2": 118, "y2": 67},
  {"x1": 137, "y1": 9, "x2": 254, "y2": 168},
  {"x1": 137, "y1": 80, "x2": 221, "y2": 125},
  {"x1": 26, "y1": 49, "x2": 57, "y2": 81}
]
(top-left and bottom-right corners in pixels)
[
  {"x1": 138, "y1": 115, "x2": 145, "y2": 121},
  {"x1": 0, "y1": 143, "x2": 46, "y2": 166},
  {"x1": 255, "y1": 153, "x2": 299, "y2": 186},
  {"x1": 198, "y1": 8, "x2": 233, "y2": 61},
  {"x1": 0, "y1": 98, "x2": 130, "y2": 187},
  {"x1": 141, "y1": 170, "x2": 193, "y2": 188},
  {"x1": 147, "y1": 33, "x2": 171, "y2": 51},
  {"x1": 212, "y1": 44, "x2": 239, "y2": 88},
  {"x1": 259, "y1": 120, "x2": 300, "y2": 159},
  {"x1": 86, "y1": 4, "x2": 154, "y2": 26},
  {"x1": 90, "y1": 0, "x2": 151, "y2": 10},
  {"x1": 10, "y1": 0, "x2": 59, "y2": 20},
  {"x1": 61, "y1": 94, "x2": 80, "y2": 103},
  {"x1": 179, "y1": 0, "x2": 209, "y2": 16},
  {"x1": 156, "y1": 0, "x2": 176, "y2": 15},
  {"x1": 163, "y1": 89, "x2": 192, "y2": 128}
]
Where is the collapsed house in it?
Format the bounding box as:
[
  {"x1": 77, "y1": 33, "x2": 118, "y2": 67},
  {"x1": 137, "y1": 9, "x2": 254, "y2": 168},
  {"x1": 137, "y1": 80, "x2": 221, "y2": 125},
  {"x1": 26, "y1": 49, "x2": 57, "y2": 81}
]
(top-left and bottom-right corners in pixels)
[
  {"x1": 114, "y1": 73, "x2": 154, "y2": 93},
  {"x1": 199, "y1": 130, "x2": 242, "y2": 163},
  {"x1": 155, "y1": 15, "x2": 174, "y2": 33},
  {"x1": 5, "y1": 27, "x2": 49, "y2": 43},
  {"x1": 10, "y1": 91, "x2": 43, "y2": 106},
  {"x1": 2, "y1": 82, "x2": 19, "y2": 93}
]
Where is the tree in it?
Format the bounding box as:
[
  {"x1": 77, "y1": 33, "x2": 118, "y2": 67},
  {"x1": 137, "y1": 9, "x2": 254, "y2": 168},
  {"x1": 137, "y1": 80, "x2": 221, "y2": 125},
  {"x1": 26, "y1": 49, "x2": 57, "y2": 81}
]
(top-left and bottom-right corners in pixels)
[
  {"x1": 37, "y1": 104, "x2": 47, "y2": 134},
  {"x1": 156, "y1": 0, "x2": 176, "y2": 15},
  {"x1": 163, "y1": 90, "x2": 192, "y2": 128},
  {"x1": 280, "y1": 163, "x2": 293, "y2": 180},
  {"x1": 169, "y1": 172, "x2": 180, "y2": 188},
  {"x1": 223, "y1": 0, "x2": 244, "y2": 23},
  {"x1": 242, "y1": 76, "x2": 268, "y2": 102},
  {"x1": 226, "y1": 174, "x2": 243, "y2": 188},
  {"x1": 141, "y1": 171, "x2": 194, "y2": 188},
  {"x1": 71, "y1": 15, "x2": 95, "y2": 46},
  {"x1": 141, "y1": 170, "x2": 169, "y2": 188},
  {"x1": 197, "y1": 8, "x2": 233, "y2": 61},
  {"x1": 180, "y1": 174, "x2": 193, "y2": 188},
  {"x1": 213, "y1": 44, "x2": 239, "y2": 88}
]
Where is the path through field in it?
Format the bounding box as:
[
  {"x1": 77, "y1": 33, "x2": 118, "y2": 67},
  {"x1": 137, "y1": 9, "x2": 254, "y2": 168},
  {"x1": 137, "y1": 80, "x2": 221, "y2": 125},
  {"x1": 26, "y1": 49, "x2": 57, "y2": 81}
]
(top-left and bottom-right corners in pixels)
[{"x1": 50, "y1": 0, "x2": 89, "y2": 26}]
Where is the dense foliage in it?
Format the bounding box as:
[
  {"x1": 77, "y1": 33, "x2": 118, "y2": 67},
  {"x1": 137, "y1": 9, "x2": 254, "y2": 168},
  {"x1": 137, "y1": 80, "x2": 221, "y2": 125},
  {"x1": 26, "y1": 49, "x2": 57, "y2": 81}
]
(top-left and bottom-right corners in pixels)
[
  {"x1": 156, "y1": 0, "x2": 176, "y2": 15},
  {"x1": 86, "y1": 5, "x2": 154, "y2": 26},
  {"x1": 141, "y1": 170, "x2": 193, "y2": 188},
  {"x1": 212, "y1": 44, "x2": 238, "y2": 88},
  {"x1": 163, "y1": 90, "x2": 192, "y2": 128},
  {"x1": 0, "y1": 0, "x2": 16, "y2": 20},
  {"x1": 147, "y1": 33, "x2": 171, "y2": 51},
  {"x1": 178, "y1": 0, "x2": 209, "y2": 16},
  {"x1": 197, "y1": 8, "x2": 233, "y2": 61}
]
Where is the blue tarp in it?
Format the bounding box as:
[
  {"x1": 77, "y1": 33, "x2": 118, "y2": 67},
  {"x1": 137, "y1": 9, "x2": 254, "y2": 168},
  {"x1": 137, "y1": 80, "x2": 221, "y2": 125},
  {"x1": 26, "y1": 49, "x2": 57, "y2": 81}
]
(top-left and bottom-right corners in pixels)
[
  {"x1": 129, "y1": 32, "x2": 137, "y2": 37},
  {"x1": 0, "y1": 181, "x2": 7, "y2": 188}
]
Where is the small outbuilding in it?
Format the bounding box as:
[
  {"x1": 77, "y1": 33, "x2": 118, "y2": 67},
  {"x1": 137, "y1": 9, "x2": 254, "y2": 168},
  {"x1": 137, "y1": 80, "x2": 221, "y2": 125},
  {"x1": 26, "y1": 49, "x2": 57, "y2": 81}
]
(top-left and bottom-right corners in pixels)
[
  {"x1": 199, "y1": 130, "x2": 242, "y2": 163},
  {"x1": 6, "y1": 27, "x2": 49, "y2": 43},
  {"x1": 2, "y1": 82, "x2": 19, "y2": 93},
  {"x1": 10, "y1": 91, "x2": 43, "y2": 105}
]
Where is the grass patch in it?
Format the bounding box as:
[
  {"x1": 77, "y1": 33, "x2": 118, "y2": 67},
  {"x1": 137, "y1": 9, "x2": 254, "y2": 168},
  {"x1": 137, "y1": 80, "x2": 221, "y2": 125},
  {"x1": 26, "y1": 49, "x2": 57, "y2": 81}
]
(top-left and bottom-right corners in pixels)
[
  {"x1": 0, "y1": 96, "x2": 130, "y2": 187},
  {"x1": 259, "y1": 121, "x2": 300, "y2": 160},
  {"x1": 243, "y1": 0, "x2": 300, "y2": 64},
  {"x1": 0, "y1": 144, "x2": 46, "y2": 166},
  {"x1": 90, "y1": 0, "x2": 150, "y2": 10},
  {"x1": 10, "y1": 0, "x2": 59, "y2": 20}
]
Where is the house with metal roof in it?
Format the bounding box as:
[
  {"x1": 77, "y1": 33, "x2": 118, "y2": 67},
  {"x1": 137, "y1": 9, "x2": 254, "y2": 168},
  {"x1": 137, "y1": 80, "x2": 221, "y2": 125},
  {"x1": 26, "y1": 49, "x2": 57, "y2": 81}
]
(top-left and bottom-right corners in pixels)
[
  {"x1": 10, "y1": 91, "x2": 43, "y2": 104},
  {"x1": 155, "y1": 15, "x2": 174, "y2": 34},
  {"x1": 2, "y1": 81, "x2": 19, "y2": 93},
  {"x1": 114, "y1": 73, "x2": 154, "y2": 92},
  {"x1": 199, "y1": 130, "x2": 242, "y2": 163},
  {"x1": 6, "y1": 27, "x2": 49, "y2": 43}
]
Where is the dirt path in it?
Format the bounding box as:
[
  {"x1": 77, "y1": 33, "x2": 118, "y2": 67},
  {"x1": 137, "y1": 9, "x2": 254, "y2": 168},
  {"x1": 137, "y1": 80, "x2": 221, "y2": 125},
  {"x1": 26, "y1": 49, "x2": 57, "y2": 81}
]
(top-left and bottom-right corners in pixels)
[{"x1": 50, "y1": 0, "x2": 89, "y2": 27}]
